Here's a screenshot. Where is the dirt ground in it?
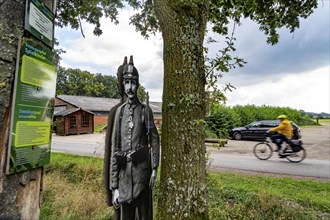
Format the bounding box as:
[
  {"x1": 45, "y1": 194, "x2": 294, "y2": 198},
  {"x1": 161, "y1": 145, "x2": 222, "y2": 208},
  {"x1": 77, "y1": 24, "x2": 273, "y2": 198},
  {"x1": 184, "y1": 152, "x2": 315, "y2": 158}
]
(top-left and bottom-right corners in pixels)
[{"x1": 207, "y1": 124, "x2": 330, "y2": 161}]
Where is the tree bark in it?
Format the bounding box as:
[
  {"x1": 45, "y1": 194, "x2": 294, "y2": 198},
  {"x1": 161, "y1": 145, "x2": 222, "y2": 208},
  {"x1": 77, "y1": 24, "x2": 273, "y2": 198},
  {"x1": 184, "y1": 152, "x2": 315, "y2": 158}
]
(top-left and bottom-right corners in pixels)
[
  {"x1": 154, "y1": 1, "x2": 209, "y2": 219},
  {"x1": 0, "y1": 0, "x2": 54, "y2": 219}
]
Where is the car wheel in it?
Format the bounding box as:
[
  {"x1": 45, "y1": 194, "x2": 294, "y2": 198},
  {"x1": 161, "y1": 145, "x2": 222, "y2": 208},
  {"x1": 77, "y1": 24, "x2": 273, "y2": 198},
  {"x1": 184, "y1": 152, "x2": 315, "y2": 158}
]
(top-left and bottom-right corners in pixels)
[{"x1": 233, "y1": 132, "x2": 242, "y2": 140}]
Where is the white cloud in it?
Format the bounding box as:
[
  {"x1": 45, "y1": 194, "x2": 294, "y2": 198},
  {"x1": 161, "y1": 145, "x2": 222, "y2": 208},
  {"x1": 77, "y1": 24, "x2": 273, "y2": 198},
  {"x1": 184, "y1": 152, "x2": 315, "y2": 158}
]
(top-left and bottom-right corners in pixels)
[{"x1": 225, "y1": 66, "x2": 330, "y2": 113}]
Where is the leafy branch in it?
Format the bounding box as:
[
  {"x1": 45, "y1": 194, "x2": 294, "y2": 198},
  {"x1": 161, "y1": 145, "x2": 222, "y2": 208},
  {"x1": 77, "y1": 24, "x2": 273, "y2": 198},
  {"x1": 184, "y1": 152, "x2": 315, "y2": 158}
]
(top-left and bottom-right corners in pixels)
[{"x1": 205, "y1": 22, "x2": 246, "y2": 104}]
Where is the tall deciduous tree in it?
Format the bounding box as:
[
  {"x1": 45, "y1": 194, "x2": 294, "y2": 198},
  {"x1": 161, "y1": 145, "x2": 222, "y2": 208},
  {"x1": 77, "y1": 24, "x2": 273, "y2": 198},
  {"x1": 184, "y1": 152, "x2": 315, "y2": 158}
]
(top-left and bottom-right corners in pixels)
[
  {"x1": 55, "y1": 0, "x2": 317, "y2": 219},
  {"x1": 153, "y1": 2, "x2": 209, "y2": 219}
]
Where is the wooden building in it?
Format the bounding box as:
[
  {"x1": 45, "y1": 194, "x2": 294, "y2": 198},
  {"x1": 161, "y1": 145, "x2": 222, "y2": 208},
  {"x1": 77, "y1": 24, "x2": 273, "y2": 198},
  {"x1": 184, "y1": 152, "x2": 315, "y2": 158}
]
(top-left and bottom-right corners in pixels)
[
  {"x1": 54, "y1": 108, "x2": 94, "y2": 136},
  {"x1": 55, "y1": 95, "x2": 120, "y2": 127},
  {"x1": 148, "y1": 101, "x2": 162, "y2": 126},
  {"x1": 54, "y1": 95, "x2": 163, "y2": 128}
]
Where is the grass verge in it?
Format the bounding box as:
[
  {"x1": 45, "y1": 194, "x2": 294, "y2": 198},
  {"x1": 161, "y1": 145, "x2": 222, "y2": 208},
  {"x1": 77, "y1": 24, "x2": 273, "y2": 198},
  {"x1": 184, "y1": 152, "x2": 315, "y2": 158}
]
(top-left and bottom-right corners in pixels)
[
  {"x1": 94, "y1": 124, "x2": 107, "y2": 133},
  {"x1": 41, "y1": 153, "x2": 113, "y2": 220},
  {"x1": 312, "y1": 119, "x2": 330, "y2": 125},
  {"x1": 208, "y1": 172, "x2": 330, "y2": 219},
  {"x1": 41, "y1": 153, "x2": 330, "y2": 220}
]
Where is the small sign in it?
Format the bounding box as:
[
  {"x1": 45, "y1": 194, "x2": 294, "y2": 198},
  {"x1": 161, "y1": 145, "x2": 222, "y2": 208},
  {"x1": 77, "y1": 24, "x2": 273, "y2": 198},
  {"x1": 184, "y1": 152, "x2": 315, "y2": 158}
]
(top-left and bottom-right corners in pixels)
[
  {"x1": 6, "y1": 39, "x2": 57, "y2": 175},
  {"x1": 25, "y1": 0, "x2": 54, "y2": 47}
]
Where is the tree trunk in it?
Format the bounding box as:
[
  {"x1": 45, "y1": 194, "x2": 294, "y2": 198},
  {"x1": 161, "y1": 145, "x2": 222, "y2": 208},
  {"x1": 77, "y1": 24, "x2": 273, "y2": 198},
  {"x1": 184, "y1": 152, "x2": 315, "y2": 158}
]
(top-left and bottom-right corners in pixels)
[
  {"x1": 0, "y1": 0, "x2": 54, "y2": 219},
  {"x1": 154, "y1": 1, "x2": 209, "y2": 219}
]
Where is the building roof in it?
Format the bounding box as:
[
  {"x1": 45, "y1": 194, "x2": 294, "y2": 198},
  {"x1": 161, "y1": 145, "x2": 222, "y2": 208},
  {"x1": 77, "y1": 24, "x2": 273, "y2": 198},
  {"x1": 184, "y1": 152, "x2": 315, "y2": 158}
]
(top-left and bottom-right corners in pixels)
[
  {"x1": 56, "y1": 95, "x2": 162, "y2": 113},
  {"x1": 54, "y1": 107, "x2": 95, "y2": 117},
  {"x1": 57, "y1": 95, "x2": 120, "y2": 112},
  {"x1": 149, "y1": 101, "x2": 162, "y2": 113}
]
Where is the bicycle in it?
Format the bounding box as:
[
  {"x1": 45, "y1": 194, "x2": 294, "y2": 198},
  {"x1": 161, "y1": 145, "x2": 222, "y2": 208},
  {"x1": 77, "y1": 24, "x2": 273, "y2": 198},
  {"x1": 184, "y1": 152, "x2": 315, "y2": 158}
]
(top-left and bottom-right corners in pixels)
[{"x1": 253, "y1": 136, "x2": 306, "y2": 163}]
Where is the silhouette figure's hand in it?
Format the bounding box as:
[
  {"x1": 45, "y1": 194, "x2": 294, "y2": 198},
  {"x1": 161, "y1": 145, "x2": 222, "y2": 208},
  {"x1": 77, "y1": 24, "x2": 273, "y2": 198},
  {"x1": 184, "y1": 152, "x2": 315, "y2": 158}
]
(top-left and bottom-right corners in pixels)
[
  {"x1": 149, "y1": 169, "x2": 157, "y2": 188},
  {"x1": 113, "y1": 189, "x2": 120, "y2": 209}
]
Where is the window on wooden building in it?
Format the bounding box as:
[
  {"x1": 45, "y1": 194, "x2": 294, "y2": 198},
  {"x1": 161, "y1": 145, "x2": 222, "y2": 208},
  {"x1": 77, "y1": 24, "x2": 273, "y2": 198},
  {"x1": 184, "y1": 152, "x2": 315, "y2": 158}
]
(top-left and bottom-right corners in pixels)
[
  {"x1": 69, "y1": 116, "x2": 77, "y2": 128},
  {"x1": 82, "y1": 115, "x2": 90, "y2": 127}
]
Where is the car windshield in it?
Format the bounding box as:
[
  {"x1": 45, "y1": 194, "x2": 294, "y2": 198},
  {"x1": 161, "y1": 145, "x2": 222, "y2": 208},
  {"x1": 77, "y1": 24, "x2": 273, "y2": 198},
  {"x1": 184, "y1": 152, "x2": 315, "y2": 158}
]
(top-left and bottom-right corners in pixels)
[
  {"x1": 247, "y1": 122, "x2": 260, "y2": 127},
  {"x1": 291, "y1": 122, "x2": 299, "y2": 129}
]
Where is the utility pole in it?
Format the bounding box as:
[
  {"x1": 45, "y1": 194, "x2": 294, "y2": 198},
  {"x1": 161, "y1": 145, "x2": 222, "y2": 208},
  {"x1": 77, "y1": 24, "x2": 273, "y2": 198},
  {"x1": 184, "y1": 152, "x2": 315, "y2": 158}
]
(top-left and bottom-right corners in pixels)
[{"x1": 0, "y1": 0, "x2": 55, "y2": 219}]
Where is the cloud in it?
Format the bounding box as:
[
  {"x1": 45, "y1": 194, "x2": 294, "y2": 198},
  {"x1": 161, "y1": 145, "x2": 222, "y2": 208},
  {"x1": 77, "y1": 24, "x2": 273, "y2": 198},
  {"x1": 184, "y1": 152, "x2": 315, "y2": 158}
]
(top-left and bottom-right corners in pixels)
[
  {"x1": 225, "y1": 66, "x2": 330, "y2": 113},
  {"x1": 221, "y1": 1, "x2": 329, "y2": 85}
]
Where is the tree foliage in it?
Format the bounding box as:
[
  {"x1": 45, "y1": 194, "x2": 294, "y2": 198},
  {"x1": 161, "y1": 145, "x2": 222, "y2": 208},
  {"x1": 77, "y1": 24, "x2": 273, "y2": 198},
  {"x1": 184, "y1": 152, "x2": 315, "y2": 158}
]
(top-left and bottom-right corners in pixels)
[
  {"x1": 209, "y1": 0, "x2": 318, "y2": 45},
  {"x1": 56, "y1": 0, "x2": 124, "y2": 36}
]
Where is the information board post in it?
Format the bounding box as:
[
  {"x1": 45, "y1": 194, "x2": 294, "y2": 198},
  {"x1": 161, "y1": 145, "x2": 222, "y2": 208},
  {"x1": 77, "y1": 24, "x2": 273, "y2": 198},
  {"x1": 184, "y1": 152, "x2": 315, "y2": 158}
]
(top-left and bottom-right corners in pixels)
[
  {"x1": 0, "y1": 0, "x2": 56, "y2": 218},
  {"x1": 24, "y1": 0, "x2": 54, "y2": 47},
  {"x1": 6, "y1": 38, "x2": 57, "y2": 175}
]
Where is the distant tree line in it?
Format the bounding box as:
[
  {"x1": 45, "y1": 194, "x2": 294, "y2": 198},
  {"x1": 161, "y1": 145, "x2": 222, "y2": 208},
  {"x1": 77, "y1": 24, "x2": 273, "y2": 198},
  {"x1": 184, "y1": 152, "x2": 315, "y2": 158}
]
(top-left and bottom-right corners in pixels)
[
  {"x1": 305, "y1": 112, "x2": 330, "y2": 119},
  {"x1": 205, "y1": 104, "x2": 318, "y2": 139},
  {"x1": 56, "y1": 66, "x2": 148, "y2": 102}
]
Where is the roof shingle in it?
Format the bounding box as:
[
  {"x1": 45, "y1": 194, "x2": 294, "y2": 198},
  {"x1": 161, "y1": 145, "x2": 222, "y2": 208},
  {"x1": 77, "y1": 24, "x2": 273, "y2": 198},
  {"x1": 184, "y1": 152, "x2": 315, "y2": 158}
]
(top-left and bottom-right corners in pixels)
[{"x1": 56, "y1": 95, "x2": 162, "y2": 113}]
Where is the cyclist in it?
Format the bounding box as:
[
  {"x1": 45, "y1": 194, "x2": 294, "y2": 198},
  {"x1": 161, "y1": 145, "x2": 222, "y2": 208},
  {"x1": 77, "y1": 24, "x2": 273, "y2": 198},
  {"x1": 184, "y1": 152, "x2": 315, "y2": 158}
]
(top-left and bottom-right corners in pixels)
[{"x1": 266, "y1": 115, "x2": 293, "y2": 154}]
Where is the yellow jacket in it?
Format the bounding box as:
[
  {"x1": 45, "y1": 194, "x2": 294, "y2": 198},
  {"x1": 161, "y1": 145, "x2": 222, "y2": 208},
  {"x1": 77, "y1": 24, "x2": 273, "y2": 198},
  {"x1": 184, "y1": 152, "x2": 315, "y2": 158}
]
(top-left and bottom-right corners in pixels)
[{"x1": 270, "y1": 119, "x2": 293, "y2": 138}]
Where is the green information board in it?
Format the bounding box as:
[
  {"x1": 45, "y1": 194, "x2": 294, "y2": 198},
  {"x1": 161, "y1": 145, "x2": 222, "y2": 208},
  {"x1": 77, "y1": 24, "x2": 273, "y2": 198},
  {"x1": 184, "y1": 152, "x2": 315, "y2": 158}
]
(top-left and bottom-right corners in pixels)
[
  {"x1": 25, "y1": 0, "x2": 54, "y2": 47},
  {"x1": 6, "y1": 39, "x2": 57, "y2": 175}
]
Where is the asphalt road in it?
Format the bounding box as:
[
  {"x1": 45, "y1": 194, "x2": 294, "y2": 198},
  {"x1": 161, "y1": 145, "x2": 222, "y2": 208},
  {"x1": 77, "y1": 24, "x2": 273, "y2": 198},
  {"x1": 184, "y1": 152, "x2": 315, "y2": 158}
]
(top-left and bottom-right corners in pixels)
[
  {"x1": 51, "y1": 133, "x2": 105, "y2": 157},
  {"x1": 51, "y1": 125, "x2": 330, "y2": 180},
  {"x1": 209, "y1": 153, "x2": 330, "y2": 179}
]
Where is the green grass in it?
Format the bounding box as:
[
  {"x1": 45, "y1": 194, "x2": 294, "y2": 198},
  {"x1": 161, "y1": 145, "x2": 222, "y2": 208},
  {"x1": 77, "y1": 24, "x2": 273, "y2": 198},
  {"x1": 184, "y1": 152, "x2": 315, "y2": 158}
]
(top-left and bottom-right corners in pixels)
[
  {"x1": 312, "y1": 119, "x2": 330, "y2": 125},
  {"x1": 41, "y1": 153, "x2": 113, "y2": 220},
  {"x1": 208, "y1": 172, "x2": 330, "y2": 219},
  {"x1": 41, "y1": 153, "x2": 330, "y2": 220},
  {"x1": 94, "y1": 124, "x2": 107, "y2": 133}
]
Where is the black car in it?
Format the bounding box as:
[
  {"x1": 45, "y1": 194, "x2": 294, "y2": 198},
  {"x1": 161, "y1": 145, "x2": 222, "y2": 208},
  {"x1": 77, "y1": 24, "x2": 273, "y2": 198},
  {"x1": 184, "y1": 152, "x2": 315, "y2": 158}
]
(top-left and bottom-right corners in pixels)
[{"x1": 230, "y1": 120, "x2": 301, "y2": 141}]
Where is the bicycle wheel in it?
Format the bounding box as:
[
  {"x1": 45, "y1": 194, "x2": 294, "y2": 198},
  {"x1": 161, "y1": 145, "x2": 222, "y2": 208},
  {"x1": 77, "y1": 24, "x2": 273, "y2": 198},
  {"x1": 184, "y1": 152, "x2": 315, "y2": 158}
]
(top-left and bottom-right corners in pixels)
[
  {"x1": 253, "y1": 142, "x2": 273, "y2": 160},
  {"x1": 285, "y1": 147, "x2": 307, "y2": 163}
]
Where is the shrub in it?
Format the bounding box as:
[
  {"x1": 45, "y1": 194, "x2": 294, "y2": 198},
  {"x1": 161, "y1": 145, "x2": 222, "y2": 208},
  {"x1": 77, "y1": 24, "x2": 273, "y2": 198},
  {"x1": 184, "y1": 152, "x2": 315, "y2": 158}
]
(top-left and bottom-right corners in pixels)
[
  {"x1": 205, "y1": 104, "x2": 316, "y2": 138},
  {"x1": 205, "y1": 104, "x2": 241, "y2": 138}
]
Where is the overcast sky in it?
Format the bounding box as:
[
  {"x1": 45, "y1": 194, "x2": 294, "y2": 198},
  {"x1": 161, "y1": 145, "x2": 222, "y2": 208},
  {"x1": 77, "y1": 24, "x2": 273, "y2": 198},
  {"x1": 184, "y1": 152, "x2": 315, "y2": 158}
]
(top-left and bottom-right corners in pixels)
[{"x1": 55, "y1": 1, "x2": 329, "y2": 114}]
